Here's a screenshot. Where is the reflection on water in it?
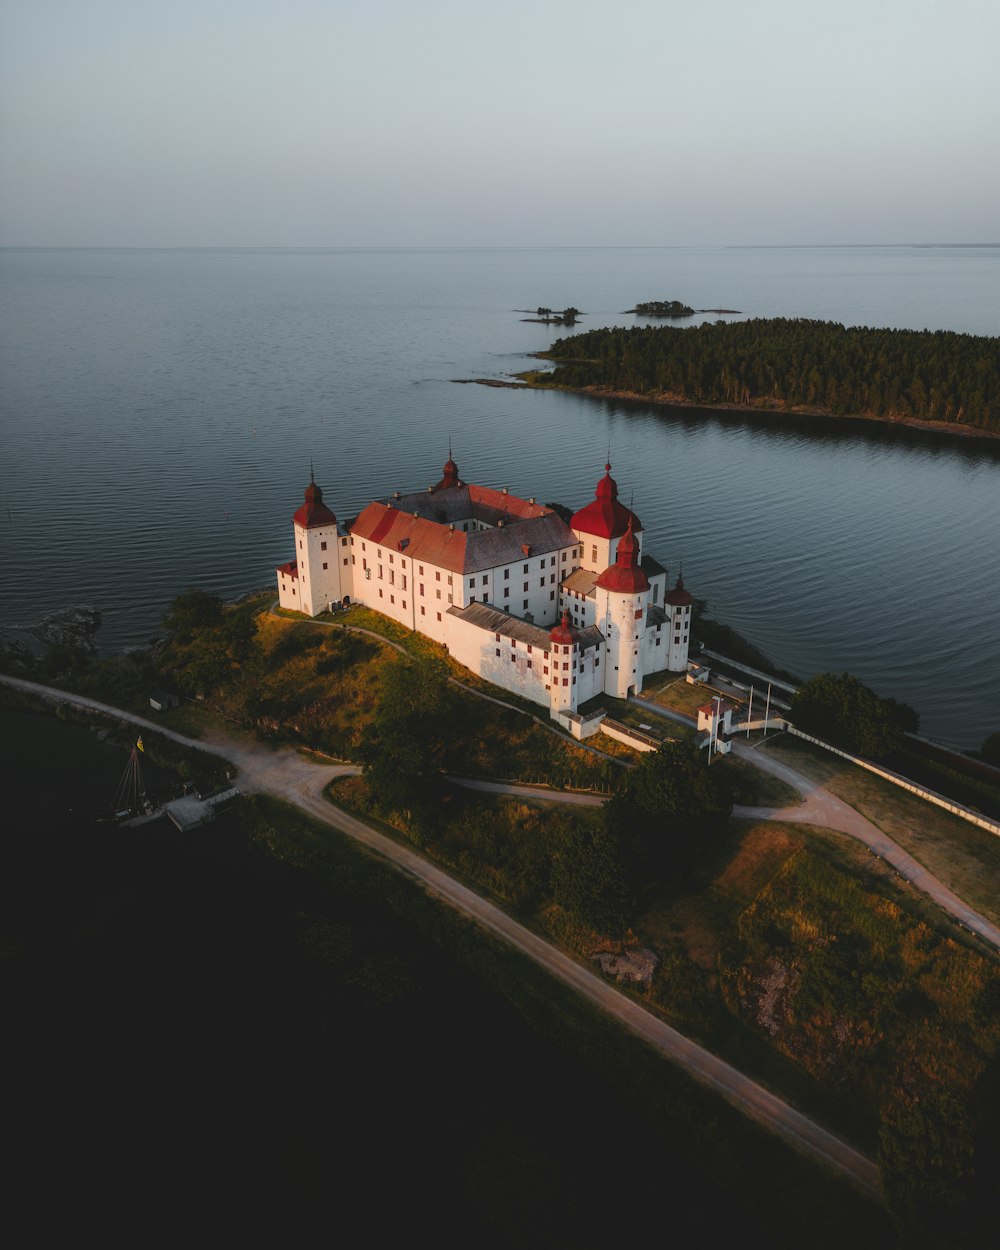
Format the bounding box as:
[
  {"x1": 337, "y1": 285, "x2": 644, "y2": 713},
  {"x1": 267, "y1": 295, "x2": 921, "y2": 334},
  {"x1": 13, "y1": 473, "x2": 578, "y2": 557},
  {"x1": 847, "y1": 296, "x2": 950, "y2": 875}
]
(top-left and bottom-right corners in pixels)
[{"x1": 1, "y1": 246, "x2": 997, "y2": 748}]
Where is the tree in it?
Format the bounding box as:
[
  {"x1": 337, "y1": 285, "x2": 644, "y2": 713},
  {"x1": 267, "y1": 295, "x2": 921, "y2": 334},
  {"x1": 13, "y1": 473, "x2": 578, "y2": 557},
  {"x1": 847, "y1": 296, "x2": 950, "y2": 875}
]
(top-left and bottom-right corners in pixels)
[
  {"x1": 604, "y1": 741, "x2": 732, "y2": 882},
  {"x1": 790, "y1": 672, "x2": 906, "y2": 760},
  {"x1": 981, "y1": 731, "x2": 1000, "y2": 767},
  {"x1": 552, "y1": 822, "x2": 634, "y2": 940},
  {"x1": 164, "y1": 589, "x2": 223, "y2": 642},
  {"x1": 357, "y1": 658, "x2": 465, "y2": 836}
]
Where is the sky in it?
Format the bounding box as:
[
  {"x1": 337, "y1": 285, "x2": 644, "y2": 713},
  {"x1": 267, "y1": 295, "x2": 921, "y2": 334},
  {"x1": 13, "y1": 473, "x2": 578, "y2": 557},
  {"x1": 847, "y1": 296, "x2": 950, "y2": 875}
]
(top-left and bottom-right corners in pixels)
[{"x1": 1, "y1": 0, "x2": 997, "y2": 247}]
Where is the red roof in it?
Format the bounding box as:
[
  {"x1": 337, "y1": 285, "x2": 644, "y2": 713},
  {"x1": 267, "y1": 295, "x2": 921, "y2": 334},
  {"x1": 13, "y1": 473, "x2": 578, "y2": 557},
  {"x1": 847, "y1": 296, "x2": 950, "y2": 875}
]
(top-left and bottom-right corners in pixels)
[
  {"x1": 664, "y1": 574, "x2": 693, "y2": 607},
  {"x1": 276, "y1": 560, "x2": 299, "y2": 579},
  {"x1": 434, "y1": 454, "x2": 460, "y2": 491},
  {"x1": 293, "y1": 480, "x2": 337, "y2": 529},
  {"x1": 352, "y1": 501, "x2": 469, "y2": 573},
  {"x1": 549, "y1": 611, "x2": 577, "y2": 646},
  {"x1": 595, "y1": 520, "x2": 650, "y2": 594},
  {"x1": 571, "y1": 463, "x2": 642, "y2": 539}
]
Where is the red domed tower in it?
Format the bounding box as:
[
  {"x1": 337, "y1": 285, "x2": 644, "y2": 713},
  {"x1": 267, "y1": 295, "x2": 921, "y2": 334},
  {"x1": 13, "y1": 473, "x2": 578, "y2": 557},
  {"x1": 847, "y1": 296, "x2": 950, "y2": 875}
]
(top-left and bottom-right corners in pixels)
[
  {"x1": 664, "y1": 573, "x2": 693, "y2": 671},
  {"x1": 571, "y1": 463, "x2": 642, "y2": 573},
  {"x1": 595, "y1": 518, "x2": 650, "y2": 595},
  {"x1": 434, "y1": 452, "x2": 461, "y2": 491},
  {"x1": 276, "y1": 471, "x2": 344, "y2": 617},
  {"x1": 548, "y1": 611, "x2": 578, "y2": 715},
  {"x1": 594, "y1": 518, "x2": 650, "y2": 698}
]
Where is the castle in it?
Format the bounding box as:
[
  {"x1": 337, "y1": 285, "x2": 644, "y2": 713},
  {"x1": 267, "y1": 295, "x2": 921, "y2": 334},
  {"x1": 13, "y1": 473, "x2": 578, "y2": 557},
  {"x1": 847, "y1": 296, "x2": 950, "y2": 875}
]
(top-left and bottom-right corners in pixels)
[{"x1": 276, "y1": 455, "x2": 693, "y2": 730}]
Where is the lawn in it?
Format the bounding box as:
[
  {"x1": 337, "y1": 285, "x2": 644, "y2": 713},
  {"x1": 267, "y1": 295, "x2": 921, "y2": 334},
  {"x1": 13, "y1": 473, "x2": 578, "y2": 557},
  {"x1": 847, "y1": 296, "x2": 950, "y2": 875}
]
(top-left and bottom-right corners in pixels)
[{"x1": 760, "y1": 736, "x2": 1000, "y2": 926}]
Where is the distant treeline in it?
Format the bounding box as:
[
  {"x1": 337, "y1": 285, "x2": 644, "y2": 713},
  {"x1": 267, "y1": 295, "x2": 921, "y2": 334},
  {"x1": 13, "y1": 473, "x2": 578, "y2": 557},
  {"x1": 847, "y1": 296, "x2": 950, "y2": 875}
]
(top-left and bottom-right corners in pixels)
[{"x1": 536, "y1": 319, "x2": 999, "y2": 433}]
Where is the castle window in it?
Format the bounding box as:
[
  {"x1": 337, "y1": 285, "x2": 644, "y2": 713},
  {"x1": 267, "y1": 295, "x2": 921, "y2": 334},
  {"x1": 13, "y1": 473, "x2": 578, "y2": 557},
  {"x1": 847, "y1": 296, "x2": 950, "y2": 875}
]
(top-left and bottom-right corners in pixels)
[
  {"x1": 343, "y1": 558, "x2": 348, "y2": 566},
  {"x1": 527, "y1": 645, "x2": 532, "y2": 654},
  {"x1": 378, "y1": 565, "x2": 383, "y2": 579},
  {"x1": 652, "y1": 585, "x2": 659, "y2": 603},
  {"x1": 469, "y1": 578, "x2": 474, "y2": 589},
  {"x1": 447, "y1": 575, "x2": 453, "y2": 586},
  {"x1": 390, "y1": 595, "x2": 395, "y2": 604},
  {"x1": 420, "y1": 584, "x2": 424, "y2": 595},
  {"x1": 389, "y1": 553, "x2": 394, "y2": 564},
  {"x1": 420, "y1": 606, "x2": 425, "y2": 616},
  {"x1": 527, "y1": 660, "x2": 532, "y2": 669},
  {"x1": 323, "y1": 562, "x2": 328, "y2": 570},
  {"x1": 503, "y1": 587, "x2": 509, "y2": 598},
  {"x1": 504, "y1": 569, "x2": 509, "y2": 580},
  {"x1": 436, "y1": 571, "x2": 441, "y2": 581},
  {"x1": 563, "y1": 662, "x2": 569, "y2": 671},
  {"x1": 299, "y1": 540, "x2": 302, "y2": 549},
  {"x1": 523, "y1": 565, "x2": 528, "y2": 573},
  {"x1": 595, "y1": 656, "x2": 600, "y2": 666},
  {"x1": 523, "y1": 600, "x2": 528, "y2": 610},
  {"x1": 561, "y1": 552, "x2": 566, "y2": 561},
  {"x1": 675, "y1": 636, "x2": 680, "y2": 644},
  {"x1": 436, "y1": 590, "x2": 441, "y2": 599},
  {"x1": 549, "y1": 591, "x2": 555, "y2": 600},
  {"x1": 543, "y1": 666, "x2": 548, "y2": 675},
  {"x1": 448, "y1": 594, "x2": 453, "y2": 604},
  {"x1": 523, "y1": 582, "x2": 528, "y2": 592},
  {"x1": 539, "y1": 579, "x2": 545, "y2": 588},
  {"x1": 656, "y1": 638, "x2": 661, "y2": 646},
  {"x1": 496, "y1": 648, "x2": 501, "y2": 657},
  {"x1": 437, "y1": 612, "x2": 442, "y2": 622},
  {"x1": 321, "y1": 541, "x2": 327, "y2": 551},
  {"x1": 550, "y1": 575, "x2": 555, "y2": 584},
  {"x1": 419, "y1": 565, "x2": 424, "y2": 575},
  {"x1": 402, "y1": 600, "x2": 406, "y2": 610},
  {"x1": 341, "y1": 537, "x2": 347, "y2": 546},
  {"x1": 635, "y1": 609, "x2": 643, "y2": 620},
  {"x1": 402, "y1": 576, "x2": 407, "y2": 591},
  {"x1": 379, "y1": 589, "x2": 383, "y2": 598},
  {"x1": 361, "y1": 543, "x2": 366, "y2": 551},
  {"x1": 562, "y1": 678, "x2": 568, "y2": 687},
  {"x1": 591, "y1": 546, "x2": 597, "y2": 563},
  {"x1": 550, "y1": 557, "x2": 555, "y2": 567}
]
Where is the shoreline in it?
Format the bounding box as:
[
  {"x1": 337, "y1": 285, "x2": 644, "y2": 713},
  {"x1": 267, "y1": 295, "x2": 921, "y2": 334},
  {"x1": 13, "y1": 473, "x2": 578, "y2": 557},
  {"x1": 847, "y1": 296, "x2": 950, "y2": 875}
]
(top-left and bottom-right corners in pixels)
[{"x1": 460, "y1": 376, "x2": 1000, "y2": 444}]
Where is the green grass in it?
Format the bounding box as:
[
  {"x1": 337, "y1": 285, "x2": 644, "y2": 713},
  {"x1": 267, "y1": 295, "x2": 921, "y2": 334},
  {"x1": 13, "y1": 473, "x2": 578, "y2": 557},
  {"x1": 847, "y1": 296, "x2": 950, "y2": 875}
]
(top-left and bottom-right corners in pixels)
[
  {"x1": 761, "y1": 735, "x2": 1000, "y2": 926},
  {"x1": 237, "y1": 791, "x2": 889, "y2": 1246}
]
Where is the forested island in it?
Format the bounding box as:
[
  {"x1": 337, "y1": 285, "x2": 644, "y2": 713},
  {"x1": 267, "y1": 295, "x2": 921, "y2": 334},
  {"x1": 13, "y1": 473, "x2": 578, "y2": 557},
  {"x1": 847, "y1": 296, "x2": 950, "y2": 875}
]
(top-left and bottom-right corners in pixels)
[
  {"x1": 626, "y1": 299, "x2": 696, "y2": 317},
  {"x1": 525, "y1": 319, "x2": 1000, "y2": 435}
]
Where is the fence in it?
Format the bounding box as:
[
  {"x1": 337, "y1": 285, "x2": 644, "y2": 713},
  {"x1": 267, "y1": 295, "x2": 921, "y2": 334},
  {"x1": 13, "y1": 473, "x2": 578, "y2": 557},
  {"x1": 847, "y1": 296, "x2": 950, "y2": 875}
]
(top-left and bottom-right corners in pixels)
[{"x1": 785, "y1": 725, "x2": 1000, "y2": 838}]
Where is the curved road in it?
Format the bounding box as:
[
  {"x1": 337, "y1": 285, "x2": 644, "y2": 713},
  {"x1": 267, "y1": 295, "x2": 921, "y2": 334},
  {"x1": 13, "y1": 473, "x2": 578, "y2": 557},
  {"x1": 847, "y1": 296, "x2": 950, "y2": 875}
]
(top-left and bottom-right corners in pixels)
[
  {"x1": 2, "y1": 674, "x2": 883, "y2": 1193},
  {"x1": 631, "y1": 696, "x2": 1000, "y2": 952}
]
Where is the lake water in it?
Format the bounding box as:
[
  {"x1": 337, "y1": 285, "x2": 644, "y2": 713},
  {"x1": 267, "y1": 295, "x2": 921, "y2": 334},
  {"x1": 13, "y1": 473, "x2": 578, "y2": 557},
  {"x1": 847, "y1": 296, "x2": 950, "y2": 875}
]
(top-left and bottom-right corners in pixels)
[{"x1": 1, "y1": 246, "x2": 998, "y2": 747}]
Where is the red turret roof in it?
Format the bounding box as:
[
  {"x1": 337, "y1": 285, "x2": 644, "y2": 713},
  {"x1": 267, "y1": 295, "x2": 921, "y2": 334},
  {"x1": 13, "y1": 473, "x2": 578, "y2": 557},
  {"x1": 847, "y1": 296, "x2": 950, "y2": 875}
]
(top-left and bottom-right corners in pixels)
[
  {"x1": 293, "y1": 480, "x2": 337, "y2": 529},
  {"x1": 570, "y1": 463, "x2": 642, "y2": 539},
  {"x1": 596, "y1": 519, "x2": 650, "y2": 594},
  {"x1": 434, "y1": 454, "x2": 460, "y2": 491},
  {"x1": 549, "y1": 611, "x2": 577, "y2": 646},
  {"x1": 664, "y1": 574, "x2": 693, "y2": 606}
]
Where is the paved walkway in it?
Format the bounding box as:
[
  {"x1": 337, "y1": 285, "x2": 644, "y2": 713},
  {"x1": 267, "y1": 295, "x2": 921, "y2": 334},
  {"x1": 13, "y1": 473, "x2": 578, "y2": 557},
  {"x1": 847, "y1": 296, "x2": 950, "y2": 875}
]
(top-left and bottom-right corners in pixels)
[
  {"x1": 1, "y1": 673, "x2": 880, "y2": 1195},
  {"x1": 631, "y1": 696, "x2": 1000, "y2": 952}
]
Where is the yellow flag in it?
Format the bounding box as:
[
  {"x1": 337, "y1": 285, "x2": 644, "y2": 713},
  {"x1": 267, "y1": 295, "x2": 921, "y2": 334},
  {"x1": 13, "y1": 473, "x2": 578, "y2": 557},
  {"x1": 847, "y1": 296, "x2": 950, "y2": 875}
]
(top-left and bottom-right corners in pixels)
[{"x1": 136, "y1": 737, "x2": 144, "y2": 752}]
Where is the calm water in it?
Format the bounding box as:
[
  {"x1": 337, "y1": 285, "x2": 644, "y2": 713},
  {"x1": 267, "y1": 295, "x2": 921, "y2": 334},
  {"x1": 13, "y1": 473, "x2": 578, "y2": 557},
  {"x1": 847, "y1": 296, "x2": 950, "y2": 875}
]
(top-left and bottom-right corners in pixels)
[{"x1": 1, "y1": 246, "x2": 998, "y2": 747}]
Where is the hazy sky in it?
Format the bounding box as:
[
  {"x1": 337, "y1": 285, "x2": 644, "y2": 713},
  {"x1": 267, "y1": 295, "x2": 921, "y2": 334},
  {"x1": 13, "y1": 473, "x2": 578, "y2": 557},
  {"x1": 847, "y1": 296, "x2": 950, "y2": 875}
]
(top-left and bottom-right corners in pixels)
[{"x1": 1, "y1": 0, "x2": 997, "y2": 246}]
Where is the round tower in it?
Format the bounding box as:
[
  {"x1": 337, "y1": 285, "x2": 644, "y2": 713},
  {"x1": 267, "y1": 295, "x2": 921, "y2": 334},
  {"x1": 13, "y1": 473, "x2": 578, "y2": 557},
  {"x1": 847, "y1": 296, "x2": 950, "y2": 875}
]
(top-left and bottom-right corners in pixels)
[
  {"x1": 291, "y1": 475, "x2": 343, "y2": 616},
  {"x1": 595, "y1": 520, "x2": 650, "y2": 698},
  {"x1": 663, "y1": 573, "x2": 693, "y2": 672},
  {"x1": 548, "y1": 611, "x2": 579, "y2": 716},
  {"x1": 570, "y1": 462, "x2": 643, "y2": 573}
]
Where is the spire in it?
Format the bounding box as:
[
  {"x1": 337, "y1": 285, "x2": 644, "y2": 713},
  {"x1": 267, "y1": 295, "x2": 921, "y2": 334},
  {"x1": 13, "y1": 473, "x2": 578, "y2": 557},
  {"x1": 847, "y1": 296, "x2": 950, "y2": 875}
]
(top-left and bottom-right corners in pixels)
[
  {"x1": 435, "y1": 450, "x2": 460, "y2": 491},
  {"x1": 595, "y1": 515, "x2": 649, "y2": 594},
  {"x1": 549, "y1": 610, "x2": 577, "y2": 646},
  {"x1": 310, "y1": 458, "x2": 315, "y2": 485}
]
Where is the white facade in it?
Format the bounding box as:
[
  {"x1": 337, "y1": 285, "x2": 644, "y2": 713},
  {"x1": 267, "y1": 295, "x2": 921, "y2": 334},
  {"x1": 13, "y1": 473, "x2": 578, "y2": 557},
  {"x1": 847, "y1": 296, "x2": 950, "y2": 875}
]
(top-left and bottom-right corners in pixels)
[{"x1": 276, "y1": 457, "x2": 694, "y2": 721}]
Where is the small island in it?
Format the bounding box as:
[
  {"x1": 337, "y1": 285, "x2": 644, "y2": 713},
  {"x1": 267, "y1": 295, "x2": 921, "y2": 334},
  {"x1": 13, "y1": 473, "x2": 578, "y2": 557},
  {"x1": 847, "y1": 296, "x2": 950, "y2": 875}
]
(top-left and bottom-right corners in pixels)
[
  {"x1": 626, "y1": 299, "x2": 696, "y2": 318},
  {"x1": 519, "y1": 305, "x2": 582, "y2": 326}
]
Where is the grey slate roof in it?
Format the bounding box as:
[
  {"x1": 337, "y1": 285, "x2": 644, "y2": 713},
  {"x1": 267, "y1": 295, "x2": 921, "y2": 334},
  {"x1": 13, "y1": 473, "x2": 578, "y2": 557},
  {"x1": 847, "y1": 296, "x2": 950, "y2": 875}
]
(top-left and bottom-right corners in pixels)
[
  {"x1": 448, "y1": 603, "x2": 554, "y2": 648},
  {"x1": 641, "y1": 553, "x2": 668, "y2": 578},
  {"x1": 561, "y1": 568, "x2": 599, "y2": 597},
  {"x1": 449, "y1": 603, "x2": 605, "y2": 652}
]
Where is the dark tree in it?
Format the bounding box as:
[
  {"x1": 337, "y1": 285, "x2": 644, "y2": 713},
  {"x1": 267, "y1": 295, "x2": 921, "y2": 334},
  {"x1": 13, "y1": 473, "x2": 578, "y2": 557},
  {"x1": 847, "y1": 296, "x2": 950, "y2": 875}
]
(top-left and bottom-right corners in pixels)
[
  {"x1": 790, "y1": 672, "x2": 906, "y2": 760},
  {"x1": 357, "y1": 658, "x2": 465, "y2": 837},
  {"x1": 604, "y1": 740, "x2": 732, "y2": 882},
  {"x1": 164, "y1": 589, "x2": 223, "y2": 642},
  {"x1": 981, "y1": 731, "x2": 1000, "y2": 767},
  {"x1": 552, "y1": 822, "x2": 634, "y2": 939}
]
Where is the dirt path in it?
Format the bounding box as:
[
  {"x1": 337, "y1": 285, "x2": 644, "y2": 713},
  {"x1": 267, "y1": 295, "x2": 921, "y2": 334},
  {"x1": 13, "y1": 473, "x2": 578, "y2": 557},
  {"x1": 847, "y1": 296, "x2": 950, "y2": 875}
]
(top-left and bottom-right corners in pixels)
[{"x1": 1, "y1": 673, "x2": 880, "y2": 1195}]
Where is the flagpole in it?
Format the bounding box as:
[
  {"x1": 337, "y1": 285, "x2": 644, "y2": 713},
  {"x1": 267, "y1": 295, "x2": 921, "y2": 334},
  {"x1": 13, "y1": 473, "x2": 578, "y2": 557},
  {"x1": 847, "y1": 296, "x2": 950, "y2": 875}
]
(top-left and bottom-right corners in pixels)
[
  {"x1": 764, "y1": 684, "x2": 771, "y2": 735},
  {"x1": 746, "y1": 685, "x2": 754, "y2": 737}
]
